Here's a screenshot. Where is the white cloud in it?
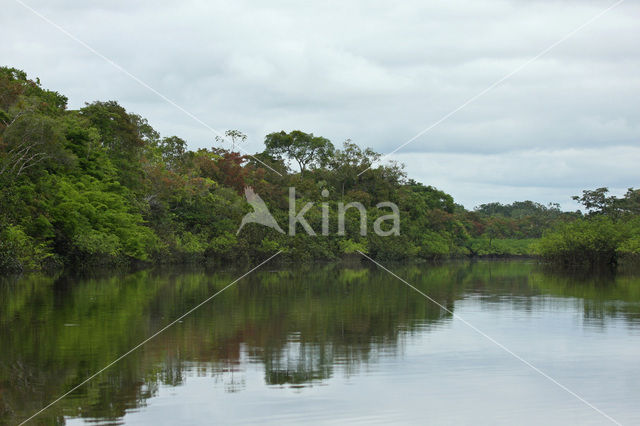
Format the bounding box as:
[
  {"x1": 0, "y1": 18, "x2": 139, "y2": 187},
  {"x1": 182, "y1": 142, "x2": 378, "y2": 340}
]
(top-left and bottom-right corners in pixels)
[
  {"x1": 2, "y1": 0, "x2": 638, "y2": 207},
  {"x1": 393, "y1": 146, "x2": 640, "y2": 209}
]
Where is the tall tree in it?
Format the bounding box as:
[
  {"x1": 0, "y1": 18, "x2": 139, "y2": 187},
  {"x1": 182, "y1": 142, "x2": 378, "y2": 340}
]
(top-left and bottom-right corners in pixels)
[
  {"x1": 215, "y1": 129, "x2": 247, "y2": 152},
  {"x1": 0, "y1": 114, "x2": 70, "y2": 179},
  {"x1": 158, "y1": 136, "x2": 187, "y2": 171},
  {"x1": 79, "y1": 101, "x2": 147, "y2": 189},
  {"x1": 572, "y1": 188, "x2": 617, "y2": 215},
  {"x1": 264, "y1": 130, "x2": 334, "y2": 175},
  {"x1": 328, "y1": 139, "x2": 379, "y2": 196}
]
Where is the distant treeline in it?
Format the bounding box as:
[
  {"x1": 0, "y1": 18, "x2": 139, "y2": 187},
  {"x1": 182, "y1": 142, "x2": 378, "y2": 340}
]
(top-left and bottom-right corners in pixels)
[{"x1": 0, "y1": 67, "x2": 638, "y2": 271}]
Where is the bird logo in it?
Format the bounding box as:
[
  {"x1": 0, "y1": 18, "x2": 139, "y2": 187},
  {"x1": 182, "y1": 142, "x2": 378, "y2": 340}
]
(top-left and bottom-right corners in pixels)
[{"x1": 236, "y1": 187, "x2": 285, "y2": 235}]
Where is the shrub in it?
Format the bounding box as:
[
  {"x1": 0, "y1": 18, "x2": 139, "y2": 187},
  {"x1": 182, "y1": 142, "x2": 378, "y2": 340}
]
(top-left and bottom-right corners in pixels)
[
  {"x1": 538, "y1": 217, "x2": 624, "y2": 266},
  {"x1": 0, "y1": 225, "x2": 51, "y2": 271}
]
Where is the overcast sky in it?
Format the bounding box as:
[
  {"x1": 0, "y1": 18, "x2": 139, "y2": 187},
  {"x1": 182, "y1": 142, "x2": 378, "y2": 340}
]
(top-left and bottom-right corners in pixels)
[{"x1": 2, "y1": 0, "x2": 638, "y2": 209}]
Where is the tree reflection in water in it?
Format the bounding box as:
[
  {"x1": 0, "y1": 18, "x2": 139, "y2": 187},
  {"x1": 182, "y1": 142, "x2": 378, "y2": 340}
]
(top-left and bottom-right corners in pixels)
[{"x1": 1, "y1": 260, "x2": 639, "y2": 424}]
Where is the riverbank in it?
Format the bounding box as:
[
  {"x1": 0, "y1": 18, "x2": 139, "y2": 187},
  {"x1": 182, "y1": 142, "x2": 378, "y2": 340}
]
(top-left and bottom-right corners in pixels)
[{"x1": 2, "y1": 67, "x2": 638, "y2": 274}]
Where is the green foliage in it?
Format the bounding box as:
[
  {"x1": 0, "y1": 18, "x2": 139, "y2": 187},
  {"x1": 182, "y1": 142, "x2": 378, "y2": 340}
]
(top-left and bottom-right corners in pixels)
[
  {"x1": 1, "y1": 113, "x2": 74, "y2": 181},
  {"x1": 264, "y1": 130, "x2": 334, "y2": 174},
  {"x1": 43, "y1": 174, "x2": 161, "y2": 262},
  {"x1": 0, "y1": 224, "x2": 52, "y2": 271},
  {"x1": 174, "y1": 231, "x2": 207, "y2": 262},
  {"x1": 572, "y1": 187, "x2": 640, "y2": 217},
  {"x1": 2, "y1": 66, "x2": 638, "y2": 271},
  {"x1": 79, "y1": 100, "x2": 147, "y2": 188},
  {"x1": 368, "y1": 234, "x2": 419, "y2": 260},
  {"x1": 468, "y1": 237, "x2": 537, "y2": 256},
  {"x1": 538, "y1": 216, "x2": 627, "y2": 265},
  {"x1": 157, "y1": 135, "x2": 187, "y2": 171},
  {"x1": 339, "y1": 238, "x2": 367, "y2": 254}
]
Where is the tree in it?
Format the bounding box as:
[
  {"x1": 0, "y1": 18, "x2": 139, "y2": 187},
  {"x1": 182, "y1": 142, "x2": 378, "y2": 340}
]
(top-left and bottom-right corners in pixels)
[
  {"x1": 1, "y1": 67, "x2": 71, "y2": 181},
  {"x1": 573, "y1": 187, "x2": 640, "y2": 217},
  {"x1": 130, "y1": 113, "x2": 160, "y2": 145},
  {"x1": 618, "y1": 188, "x2": 640, "y2": 215},
  {"x1": 215, "y1": 129, "x2": 246, "y2": 152},
  {"x1": 80, "y1": 101, "x2": 142, "y2": 154},
  {"x1": 80, "y1": 101, "x2": 147, "y2": 189},
  {"x1": 403, "y1": 181, "x2": 455, "y2": 214},
  {"x1": 328, "y1": 139, "x2": 380, "y2": 196},
  {"x1": 572, "y1": 187, "x2": 617, "y2": 215},
  {"x1": 158, "y1": 136, "x2": 187, "y2": 171},
  {"x1": 0, "y1": 66, "x2": 67, "y2": 116},
  {"x1": 264, "y1": 130, "x2": 334, "y2": 175},
  {"x1": 485, "y1": 217, "x2": 509, "y2": 247},
  {"x1": 0, "y1": 114, "x2": 71, "y2": 179},
  {"x1": 9, "y1": 65, "x2": 640, "y2": 271}
]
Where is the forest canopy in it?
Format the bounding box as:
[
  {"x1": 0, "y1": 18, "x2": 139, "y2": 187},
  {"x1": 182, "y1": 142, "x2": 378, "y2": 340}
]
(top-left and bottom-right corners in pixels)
[{"x1": 1, "y1": 67, "x2": 638, "y2": 271}]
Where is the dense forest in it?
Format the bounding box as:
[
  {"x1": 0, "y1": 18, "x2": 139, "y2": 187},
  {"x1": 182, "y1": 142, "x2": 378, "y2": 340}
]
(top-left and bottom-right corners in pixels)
[{"x1": 1, "y1": 66, "x2": 638, "y2": 271}]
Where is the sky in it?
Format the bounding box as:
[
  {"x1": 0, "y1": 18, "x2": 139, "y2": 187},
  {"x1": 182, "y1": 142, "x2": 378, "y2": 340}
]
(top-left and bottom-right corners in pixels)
[{"x1": 2, "y1": 0, "x2": 639, "y2": 209}]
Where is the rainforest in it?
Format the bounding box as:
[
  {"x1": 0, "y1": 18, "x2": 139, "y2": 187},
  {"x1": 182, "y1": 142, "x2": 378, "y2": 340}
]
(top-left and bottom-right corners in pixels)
[{"x1": 1, "y1": 66, "x2": 639, "y2": 272}]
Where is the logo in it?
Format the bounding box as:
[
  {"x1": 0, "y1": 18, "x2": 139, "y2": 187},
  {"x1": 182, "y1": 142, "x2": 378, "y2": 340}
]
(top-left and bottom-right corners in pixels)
[
  {"x1": 237, "y1": 187, "x2": 400, "y2": 236},
  {"x1": 237, "y1": 187, "x2": 285, "y2": 235}
]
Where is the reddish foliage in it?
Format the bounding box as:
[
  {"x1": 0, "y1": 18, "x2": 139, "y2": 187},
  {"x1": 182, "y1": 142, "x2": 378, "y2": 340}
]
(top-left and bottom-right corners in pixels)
[{"x1": 194, "y1": 150, "x2": 247, "y2": 194}]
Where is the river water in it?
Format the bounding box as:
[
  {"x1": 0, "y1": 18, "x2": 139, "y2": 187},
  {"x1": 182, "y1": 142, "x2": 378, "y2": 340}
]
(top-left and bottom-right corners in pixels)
[{"x1": 1, "y1": 260, "x2": 639, "y2": 425}]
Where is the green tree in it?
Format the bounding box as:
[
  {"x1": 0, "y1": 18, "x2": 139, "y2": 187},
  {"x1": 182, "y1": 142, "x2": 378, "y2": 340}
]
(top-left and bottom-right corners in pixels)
[
  {"x1": 79, "y1": 101, "x2": 146, "y2": 189},
  {"x1": 572, "y1": 187, "x2": 617, "y2": 215},
  {"x1": 157, "y1": 135, "x2": 187, "y2": 171},
  {"x1": 264, "y1": 130, "x2": 334, "y2": 175},
  {"x1": 0, "y1": 113, "x2": 72, "y2": 180},
  {"x1": 328, "y1": 139, "x2": 380, "y2": 197}
]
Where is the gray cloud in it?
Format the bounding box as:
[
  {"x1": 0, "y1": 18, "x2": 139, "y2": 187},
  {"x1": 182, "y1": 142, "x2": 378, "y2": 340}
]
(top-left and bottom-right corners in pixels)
[
  {"x1": 2, "y1": 0, "x2": 638, "y2": 208},
  {"x1": 394, "y1": 146, "x2": 640, "y2": 209}
]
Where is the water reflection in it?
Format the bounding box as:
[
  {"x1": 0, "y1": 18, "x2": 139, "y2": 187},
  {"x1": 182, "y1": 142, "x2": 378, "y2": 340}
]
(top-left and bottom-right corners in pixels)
[{"x1": 1, "y1": 260, "x2": 640, "y2": 424}]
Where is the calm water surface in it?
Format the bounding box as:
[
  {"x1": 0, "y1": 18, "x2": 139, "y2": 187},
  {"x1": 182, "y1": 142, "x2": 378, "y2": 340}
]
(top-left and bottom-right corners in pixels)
[{"x1": 2, "y1": 260, "x2": 640, "y2": 425}]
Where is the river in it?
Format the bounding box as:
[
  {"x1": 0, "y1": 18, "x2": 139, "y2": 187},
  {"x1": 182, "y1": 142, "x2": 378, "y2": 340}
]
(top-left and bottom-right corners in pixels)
[{"x1": 2, "y1": 260, "x2": 639, "y2": 425}]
